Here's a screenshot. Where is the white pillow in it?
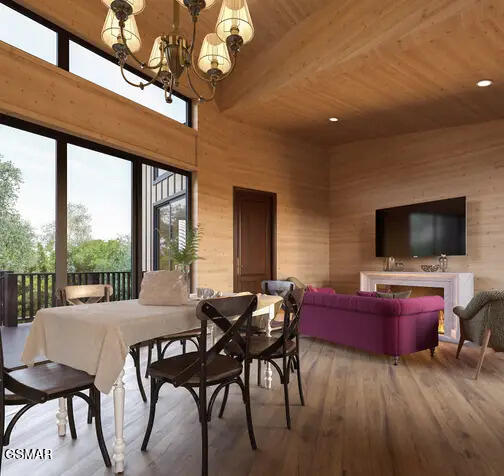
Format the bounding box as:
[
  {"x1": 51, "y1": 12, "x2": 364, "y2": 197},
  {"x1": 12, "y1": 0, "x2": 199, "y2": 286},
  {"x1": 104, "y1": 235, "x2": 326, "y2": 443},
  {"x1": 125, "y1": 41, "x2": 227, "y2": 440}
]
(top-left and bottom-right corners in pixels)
[{"x1": 139, "y1": 270, "x2": 188, "y2": 306}]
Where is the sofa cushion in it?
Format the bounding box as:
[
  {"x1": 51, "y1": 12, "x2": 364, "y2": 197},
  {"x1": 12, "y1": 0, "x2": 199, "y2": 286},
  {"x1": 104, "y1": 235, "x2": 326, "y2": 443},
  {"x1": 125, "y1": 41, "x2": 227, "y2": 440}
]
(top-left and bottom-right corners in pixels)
[
  {"x1": 303, "y1": 292, "x2": 444, "y2": 317},
  {"x1": 306, "y1": 285, "x2": 336, "y2": 294},
  {"x1": 357, "y1": 291, "x2": 378, "y2": 298},
  {"x1": 377, "y1": 291, "x2": 412, "y2": 299}
]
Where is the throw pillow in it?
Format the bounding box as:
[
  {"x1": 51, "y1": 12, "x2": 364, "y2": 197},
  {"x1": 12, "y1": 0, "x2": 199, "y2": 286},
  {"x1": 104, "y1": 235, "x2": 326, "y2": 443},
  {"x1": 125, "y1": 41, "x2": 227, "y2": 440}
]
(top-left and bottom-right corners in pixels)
[
  {"x1": 357, "y1": 291, "x2": 378, "y2": 297},
  {"x1": 376, "y1": 291, "x2": 412, "y2": 299},
  {"x1": 139, "y1": 270, "x2": 188, "y2": 306},
  {"x1": 306, "y1": 285, "x2": 336, "y2": 294}
]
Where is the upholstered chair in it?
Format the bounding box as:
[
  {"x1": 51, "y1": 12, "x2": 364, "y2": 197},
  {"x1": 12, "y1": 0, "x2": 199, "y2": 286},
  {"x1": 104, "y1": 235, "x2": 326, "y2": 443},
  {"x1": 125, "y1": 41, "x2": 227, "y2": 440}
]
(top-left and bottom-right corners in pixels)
[{"x1": 453, "y1": 291, "x2": 504, "y2": 379}]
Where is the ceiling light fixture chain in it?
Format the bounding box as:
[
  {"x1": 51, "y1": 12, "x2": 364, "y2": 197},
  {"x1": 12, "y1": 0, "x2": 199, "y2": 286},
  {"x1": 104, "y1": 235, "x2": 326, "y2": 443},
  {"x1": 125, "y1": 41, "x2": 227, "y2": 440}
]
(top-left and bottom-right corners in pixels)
[{"x1": 101, "y1": 0, "x2": 254, "y2": 105}]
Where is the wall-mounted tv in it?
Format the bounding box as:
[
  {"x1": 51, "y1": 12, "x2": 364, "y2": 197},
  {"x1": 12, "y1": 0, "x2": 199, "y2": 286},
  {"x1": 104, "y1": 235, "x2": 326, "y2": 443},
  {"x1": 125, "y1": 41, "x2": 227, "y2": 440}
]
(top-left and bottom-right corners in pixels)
[{"x1": 376, "y1": 197, "x2": 466, "y2": 258}]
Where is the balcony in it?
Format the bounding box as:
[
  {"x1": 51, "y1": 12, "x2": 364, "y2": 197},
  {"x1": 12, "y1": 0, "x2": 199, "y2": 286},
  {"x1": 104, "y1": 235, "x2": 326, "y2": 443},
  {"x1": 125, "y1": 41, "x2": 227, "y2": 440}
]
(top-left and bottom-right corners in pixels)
[{"x1": 0, "y1": 270, "x2": 132, "y2": 326}]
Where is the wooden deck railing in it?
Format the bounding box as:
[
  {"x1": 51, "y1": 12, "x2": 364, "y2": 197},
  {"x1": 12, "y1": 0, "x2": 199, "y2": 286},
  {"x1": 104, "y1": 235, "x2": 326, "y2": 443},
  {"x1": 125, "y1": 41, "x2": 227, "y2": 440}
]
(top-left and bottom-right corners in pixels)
[{"x1": 0, "y1": 270, "x2": 132, "y2": 326}]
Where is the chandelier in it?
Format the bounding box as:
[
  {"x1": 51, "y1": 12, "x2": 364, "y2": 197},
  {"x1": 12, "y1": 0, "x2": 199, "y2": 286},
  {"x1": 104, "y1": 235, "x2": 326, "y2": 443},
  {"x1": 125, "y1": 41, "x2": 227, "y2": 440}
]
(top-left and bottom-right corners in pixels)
[{"x1": 101, "y1": 0, "x2": 254, "y2": 104}]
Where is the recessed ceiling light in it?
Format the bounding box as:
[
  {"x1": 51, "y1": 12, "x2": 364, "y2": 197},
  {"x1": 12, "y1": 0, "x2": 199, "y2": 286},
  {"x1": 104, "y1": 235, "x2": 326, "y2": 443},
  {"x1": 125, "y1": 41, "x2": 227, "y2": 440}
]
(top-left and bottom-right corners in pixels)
[
  {"x1": 329, "y1": 117, "x2": 339, "y2": 122},
  {"x1": 477, "y1": 79, "x2": 493, "y2": 88}
]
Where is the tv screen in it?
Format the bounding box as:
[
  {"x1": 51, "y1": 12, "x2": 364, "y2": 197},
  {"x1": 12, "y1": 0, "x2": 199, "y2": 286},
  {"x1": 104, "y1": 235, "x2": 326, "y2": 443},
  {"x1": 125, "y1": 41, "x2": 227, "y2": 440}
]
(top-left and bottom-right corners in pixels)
[{"x1": 376, "y1": 197, "x2": 466, "y2": 258}]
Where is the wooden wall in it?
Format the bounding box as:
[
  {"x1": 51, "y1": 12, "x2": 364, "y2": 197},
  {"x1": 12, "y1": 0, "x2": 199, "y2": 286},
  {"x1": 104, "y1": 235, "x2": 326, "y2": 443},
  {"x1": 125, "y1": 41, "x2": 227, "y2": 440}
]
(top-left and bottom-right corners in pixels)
[
  {"x1": 329, "y1": 119, "x2": 504, "y2": 293},
  {"x1": 196, "y1": 103, "x2": 330, "y2": 291},
  {"x1": 0, "y1": 39, "x2": 330, "y2": 292},
  {"x1": 0, "y1": 43, "x2": 197, "y2": 170}
]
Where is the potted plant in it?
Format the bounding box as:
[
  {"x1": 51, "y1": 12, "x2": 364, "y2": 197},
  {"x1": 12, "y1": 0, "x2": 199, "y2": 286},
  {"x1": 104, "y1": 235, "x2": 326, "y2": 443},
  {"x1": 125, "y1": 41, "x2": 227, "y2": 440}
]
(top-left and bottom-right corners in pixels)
[{"x1": 166, "y1": 223, "x2": 203, "y2": 294}]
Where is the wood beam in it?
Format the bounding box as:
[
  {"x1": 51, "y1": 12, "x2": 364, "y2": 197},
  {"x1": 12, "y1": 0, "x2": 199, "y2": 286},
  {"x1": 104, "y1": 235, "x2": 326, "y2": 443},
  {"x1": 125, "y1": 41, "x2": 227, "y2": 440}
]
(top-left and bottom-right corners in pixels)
[{"x1": 216, "y1": 0, "x2": 483, "y2": 113}]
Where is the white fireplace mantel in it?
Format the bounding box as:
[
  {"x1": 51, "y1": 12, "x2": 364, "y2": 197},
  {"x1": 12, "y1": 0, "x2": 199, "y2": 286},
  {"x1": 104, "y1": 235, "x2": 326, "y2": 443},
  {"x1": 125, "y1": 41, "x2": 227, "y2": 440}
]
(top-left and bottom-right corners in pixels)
[{"x1": 360, "y1": 271, "x2": 474, "y2": 342}]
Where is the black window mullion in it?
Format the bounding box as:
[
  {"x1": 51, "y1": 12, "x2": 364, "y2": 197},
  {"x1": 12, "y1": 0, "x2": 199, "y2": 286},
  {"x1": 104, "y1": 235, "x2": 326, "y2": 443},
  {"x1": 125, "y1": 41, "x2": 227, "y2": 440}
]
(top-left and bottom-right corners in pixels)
[{"x1": 57, "y1": 30, "x2": 69, "y2": 71}]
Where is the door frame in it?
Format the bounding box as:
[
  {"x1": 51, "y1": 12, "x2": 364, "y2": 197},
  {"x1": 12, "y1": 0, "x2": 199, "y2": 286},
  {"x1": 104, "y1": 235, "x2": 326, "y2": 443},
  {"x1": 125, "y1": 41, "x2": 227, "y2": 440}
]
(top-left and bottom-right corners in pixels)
[{"x1": 233, "y1": 187, "x2": 277, "y2": 292}]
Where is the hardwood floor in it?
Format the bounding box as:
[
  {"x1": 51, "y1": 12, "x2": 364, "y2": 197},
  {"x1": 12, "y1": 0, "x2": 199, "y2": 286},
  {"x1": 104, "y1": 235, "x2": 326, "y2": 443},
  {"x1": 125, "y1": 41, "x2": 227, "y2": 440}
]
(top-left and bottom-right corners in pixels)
[{"x1": 3, "y1": 338, "x2": 504, "y2": 476}]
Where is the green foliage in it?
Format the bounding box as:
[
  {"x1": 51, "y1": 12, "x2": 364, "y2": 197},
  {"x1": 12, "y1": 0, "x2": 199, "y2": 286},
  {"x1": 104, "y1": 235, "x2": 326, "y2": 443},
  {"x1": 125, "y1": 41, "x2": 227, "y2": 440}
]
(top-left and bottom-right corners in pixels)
[
  {"x1": 0, "y1": 159, "x2": 37, "y2": 271},
  {"x1": 0, "y1": 157, "x2": 130, "y2": 273},
  {"x1": 69, "y1": 235, "x2": 131, "y2": 273},
  {"x1": 167, "y1": 224, "x2": 203, "y2": 272}
]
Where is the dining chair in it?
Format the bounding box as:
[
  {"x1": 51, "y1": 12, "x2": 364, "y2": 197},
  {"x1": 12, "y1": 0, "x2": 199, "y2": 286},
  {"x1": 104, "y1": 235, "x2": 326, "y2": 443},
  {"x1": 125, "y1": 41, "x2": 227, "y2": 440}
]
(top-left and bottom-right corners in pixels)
[
  {"x1": 221, "y1": 288, "x2": 305, "y2": 429},
  {"x1": 59, "y1": 284, "x2": 148, "y2": 424},
  {"x1": 141, "y1": 294, "x2": 258, "y2": 476},
  {"x1": 254, "y1": 280, "x2": 294, "y2": 385},
  {"x1": 0, "y1": 326, "x2": 111, "y2": 472},
  {"x1": 144, "y1": 329, "x2": 201, "y2": 379}
]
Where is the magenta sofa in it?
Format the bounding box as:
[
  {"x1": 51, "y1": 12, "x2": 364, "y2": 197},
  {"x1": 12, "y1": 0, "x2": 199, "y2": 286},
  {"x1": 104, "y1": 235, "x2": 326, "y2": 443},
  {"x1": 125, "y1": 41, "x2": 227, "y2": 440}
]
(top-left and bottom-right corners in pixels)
[{"x1": 299, "y1": 292, "x2": 444, "y2": 361}]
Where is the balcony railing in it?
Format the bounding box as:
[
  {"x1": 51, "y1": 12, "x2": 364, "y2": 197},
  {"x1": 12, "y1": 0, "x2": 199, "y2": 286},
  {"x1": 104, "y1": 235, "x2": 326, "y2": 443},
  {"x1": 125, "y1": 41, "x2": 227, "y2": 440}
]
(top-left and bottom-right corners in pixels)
[{"x1": 0, "y1": 270, "x2": 132, "y2": 326}]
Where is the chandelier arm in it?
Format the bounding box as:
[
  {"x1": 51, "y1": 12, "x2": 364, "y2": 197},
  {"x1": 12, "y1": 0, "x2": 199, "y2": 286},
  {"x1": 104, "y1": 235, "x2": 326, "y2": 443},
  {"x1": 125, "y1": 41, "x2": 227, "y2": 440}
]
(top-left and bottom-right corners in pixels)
[
  {"x1": 219, "y1": 53, "x2": 238, "y2": 80},
  {"x1": 187, "y1": 68, "x2": 216, "y2": 102},
  {"x1": 188, "y1": 18, "x2": 197, "y2": 57},
  {"x1": 118, "y1": 21, "x2": 163, "y2": 70},
  {"x1": 119, "y1": 61, "x2": 163, "y2": 89},
  {"x1": 164, "y1": 75, "x2": 175, "y2": 103}
]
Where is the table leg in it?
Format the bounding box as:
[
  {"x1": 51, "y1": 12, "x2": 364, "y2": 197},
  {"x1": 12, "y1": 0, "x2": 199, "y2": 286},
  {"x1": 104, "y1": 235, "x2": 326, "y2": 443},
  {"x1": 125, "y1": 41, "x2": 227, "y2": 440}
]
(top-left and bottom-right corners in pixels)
[
  {"x1": 210, "y1": 324, "x2": 216, "y2": 347},
  {"x1": 56, "y1": 397, "x2": 67, "y2": 436},
  {"x1": 112, "y1": 369, "x2": 126, "y2": 474},
  {"x1": 264, "y1": 304, "x2": 274, "y2": 390}
]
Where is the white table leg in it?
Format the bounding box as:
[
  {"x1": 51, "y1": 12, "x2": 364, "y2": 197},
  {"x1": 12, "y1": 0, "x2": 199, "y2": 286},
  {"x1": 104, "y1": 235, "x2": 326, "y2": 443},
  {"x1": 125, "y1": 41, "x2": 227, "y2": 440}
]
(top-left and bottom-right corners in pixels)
[
  {"x1": 210, "y1": 324, "x2": 215, "y2": 347},
  {"x1": 264, "y1": 304, "x2": 274, "y2": 390},
  {"x1": 56, "y1": 397, "x2": 67, "y2": 436},
  {"x1": 112, "y1": 369, "x2": 126, "y2": 474}
]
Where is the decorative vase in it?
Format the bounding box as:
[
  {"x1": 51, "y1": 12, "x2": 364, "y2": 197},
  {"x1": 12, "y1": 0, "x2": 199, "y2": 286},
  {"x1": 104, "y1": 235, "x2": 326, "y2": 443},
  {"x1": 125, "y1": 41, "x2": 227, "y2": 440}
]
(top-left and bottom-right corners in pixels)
[
  {"x1": 176, "y1": 264, "x2": 191, "y2": 298},
  {"x1": 439, "y1": 254, "x2": 448, "y2": 272},
  {"x1": 383, "y1": 257, "x2": 395, "y2": 271}
]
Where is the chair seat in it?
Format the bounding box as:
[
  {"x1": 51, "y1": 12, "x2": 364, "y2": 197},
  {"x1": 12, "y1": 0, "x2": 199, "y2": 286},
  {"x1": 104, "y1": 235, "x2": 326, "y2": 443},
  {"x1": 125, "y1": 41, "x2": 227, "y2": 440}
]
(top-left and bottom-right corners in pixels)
[
  {"x1": 7, "y1": 362, "x2": 95, "y2": 400},
  {"x1": 148, "y1": 352, "x2": 242, "y2": 386},
  {"x1": 4, "y1": 389, "x2": 31, "y2": 405},
  {"x1": 249, "y1": 336, "x2": 296, "y2": 359}
]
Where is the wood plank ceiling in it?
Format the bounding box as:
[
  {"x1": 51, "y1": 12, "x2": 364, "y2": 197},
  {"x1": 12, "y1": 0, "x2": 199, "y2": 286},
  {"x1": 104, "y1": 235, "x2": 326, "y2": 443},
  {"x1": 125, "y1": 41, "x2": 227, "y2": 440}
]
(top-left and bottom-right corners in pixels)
[{"x1": 15, "y1": 0, "x2": 504, "y2": 146}]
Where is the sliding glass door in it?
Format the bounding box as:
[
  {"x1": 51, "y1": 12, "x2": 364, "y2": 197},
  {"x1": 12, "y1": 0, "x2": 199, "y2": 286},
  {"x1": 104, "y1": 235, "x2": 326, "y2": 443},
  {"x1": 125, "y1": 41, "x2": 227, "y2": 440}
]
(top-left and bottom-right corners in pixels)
[
  {"x1": 0, "y1": 124, "x2": 56, "y2": 324},
  {"x1": 0, "y1": 115, "x2": 191, "y2": 325},
  {"x1": 67, "y1": 144, "x2": 132, "y2": 300}
]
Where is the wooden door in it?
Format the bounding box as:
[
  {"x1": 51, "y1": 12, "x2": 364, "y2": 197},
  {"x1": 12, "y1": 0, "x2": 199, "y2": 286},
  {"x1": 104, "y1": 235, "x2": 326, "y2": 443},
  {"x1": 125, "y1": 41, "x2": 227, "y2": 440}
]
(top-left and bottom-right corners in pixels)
[{"x1": 233, "y1": 188, "x2": 276, "y2": 293}]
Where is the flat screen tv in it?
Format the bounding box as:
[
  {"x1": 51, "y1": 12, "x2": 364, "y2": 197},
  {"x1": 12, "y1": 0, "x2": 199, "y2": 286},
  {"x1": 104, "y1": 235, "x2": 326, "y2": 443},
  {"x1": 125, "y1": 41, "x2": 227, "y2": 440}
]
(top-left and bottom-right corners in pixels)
[{"x1": 376, "y1": 197, "x2": 466, "y2": 258}]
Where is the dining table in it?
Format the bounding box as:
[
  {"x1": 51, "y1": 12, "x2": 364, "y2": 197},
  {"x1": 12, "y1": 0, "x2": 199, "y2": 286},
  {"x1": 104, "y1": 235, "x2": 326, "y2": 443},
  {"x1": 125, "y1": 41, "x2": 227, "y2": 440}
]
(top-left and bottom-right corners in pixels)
[{"x1": 20, "y1": 293, "x2": 282, "y2": 474}]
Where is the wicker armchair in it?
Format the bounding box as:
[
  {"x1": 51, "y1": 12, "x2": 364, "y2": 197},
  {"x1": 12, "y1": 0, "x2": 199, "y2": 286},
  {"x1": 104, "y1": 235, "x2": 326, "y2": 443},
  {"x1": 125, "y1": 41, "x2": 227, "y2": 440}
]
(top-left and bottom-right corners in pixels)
[{"x1": 453, "y1": 291, "x2": 504, "y2": 379}]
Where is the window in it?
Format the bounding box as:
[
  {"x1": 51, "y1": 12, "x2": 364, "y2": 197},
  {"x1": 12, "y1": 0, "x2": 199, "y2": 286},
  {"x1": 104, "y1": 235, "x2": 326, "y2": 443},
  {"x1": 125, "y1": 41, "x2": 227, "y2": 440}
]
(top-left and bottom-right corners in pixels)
[
  {"x1": 67, "y1": 144, "x2": 132, "y2": 299},
  {"x1": 69, "y1": 41, "x2": 189, "y2": 125},
  {"x1": 1, "y1": 113, "x2": 192, "y2": 325},
  {"x1": 153, "y1": 167, "x2": 172, "y2": 182},
  {"x1": 0, "y1": 123, "x2": 56, "y2": 322},
  {"x1": 0, "y1": 1, "x2": 191, "y2": 126},
  {"x1": 155, "y1": 196, "x2": 188, "y2": 271},
  {"x1": 0, "y1": 2, "x2": 57, "y2": 64}
]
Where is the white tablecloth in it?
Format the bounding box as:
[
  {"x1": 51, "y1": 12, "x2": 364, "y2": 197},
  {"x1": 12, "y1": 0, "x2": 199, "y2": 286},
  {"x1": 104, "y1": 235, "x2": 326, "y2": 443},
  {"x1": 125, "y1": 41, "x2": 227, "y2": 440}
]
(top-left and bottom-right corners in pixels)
[{"x1": 21, "y1": 295, "x2": 282, "y2": 393}]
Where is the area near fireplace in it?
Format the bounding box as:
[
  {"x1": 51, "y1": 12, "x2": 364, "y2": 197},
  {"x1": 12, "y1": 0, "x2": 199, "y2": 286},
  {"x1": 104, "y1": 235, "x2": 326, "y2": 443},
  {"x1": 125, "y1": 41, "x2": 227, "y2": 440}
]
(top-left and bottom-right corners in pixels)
[{"x1": 360, "y1": 271, "x2": 474, "y2": 342}]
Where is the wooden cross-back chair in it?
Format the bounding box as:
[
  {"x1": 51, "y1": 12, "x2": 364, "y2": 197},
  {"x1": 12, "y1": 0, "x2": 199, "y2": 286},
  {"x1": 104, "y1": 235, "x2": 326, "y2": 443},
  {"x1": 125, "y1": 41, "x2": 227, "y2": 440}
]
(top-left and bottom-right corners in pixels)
[
  {"x1": 0, "y1": 327, "x2": 110, "y2": 472},
  {"x1": 254, "y1": 280, "x2": 295, "y2": 384},
  {"x1": 141, "y1": 294, "x2": 259, "y2": 476},
  {"x1": 59, "y1": 284, "x2": 148, "y2": 422},
  {"x1": 61, "y1": 284, "x2": 113, "y2": 305},
  {"x1": 221, "y1": 288, "x2": 306, "y2": 429}
]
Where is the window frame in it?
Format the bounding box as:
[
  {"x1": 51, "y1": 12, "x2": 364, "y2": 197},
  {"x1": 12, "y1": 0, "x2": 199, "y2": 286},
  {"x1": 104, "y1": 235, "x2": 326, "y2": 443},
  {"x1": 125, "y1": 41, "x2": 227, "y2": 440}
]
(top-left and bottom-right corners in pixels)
[
  {"x1": 0, "y1": 0, "x2": 193, "y2": 127},
  {"x1": 0, "y1": 112, "x2": 192, "y2": 298},
  {"x1": 153, "y1": 167, "x2": 174, "y2": 184},
  {"x1": 153, "y1": 191, "x2": 189, "y2": 271}
]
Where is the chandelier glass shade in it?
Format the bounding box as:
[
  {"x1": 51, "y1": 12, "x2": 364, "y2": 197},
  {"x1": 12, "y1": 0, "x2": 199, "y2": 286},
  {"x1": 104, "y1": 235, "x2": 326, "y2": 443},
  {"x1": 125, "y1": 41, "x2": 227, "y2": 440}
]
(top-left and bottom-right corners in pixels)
[
  {"x1": 198, "y1": 33, "x2": 232, "y2": 75},
  {"x1": 216, "y1": 0, "x2": 254, "y2": 45},
  {"x1": 101, "y1": 9, "x2": 141, "y2": 53},
  {"x1": 100, "y1": 0, "x2": 253, "y2": 105}
]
